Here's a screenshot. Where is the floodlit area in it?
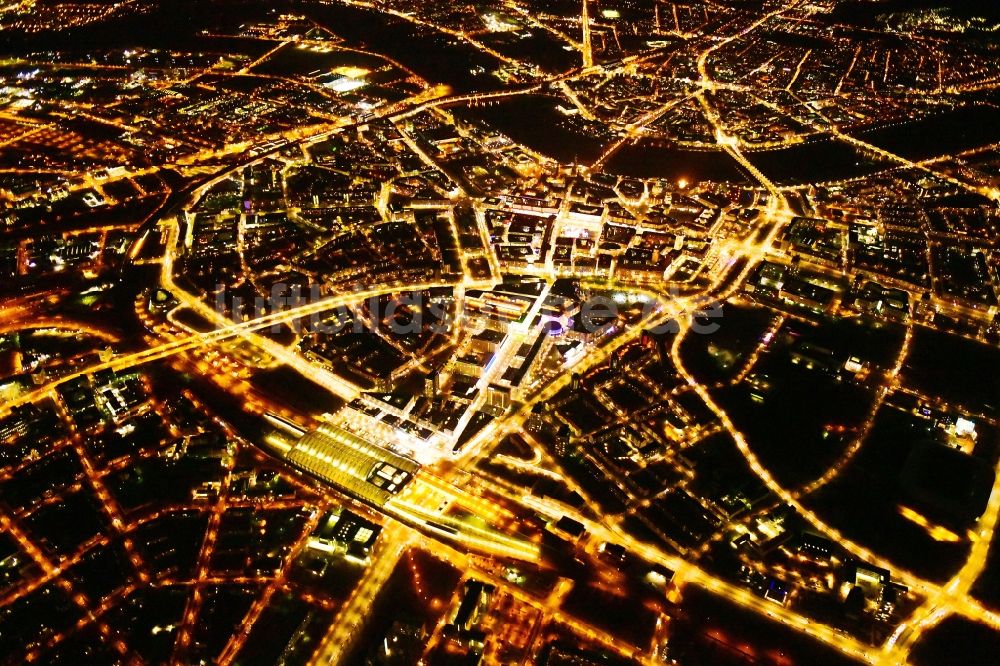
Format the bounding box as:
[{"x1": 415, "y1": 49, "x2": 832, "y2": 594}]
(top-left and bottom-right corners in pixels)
[{"x1": 1, "y1": 1, "x2": 1000, "y2": 665}]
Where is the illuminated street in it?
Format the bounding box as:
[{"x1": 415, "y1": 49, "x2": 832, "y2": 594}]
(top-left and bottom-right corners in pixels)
[{"x1": 1, "y1": 1, "x2": 1000, "y2": 666}]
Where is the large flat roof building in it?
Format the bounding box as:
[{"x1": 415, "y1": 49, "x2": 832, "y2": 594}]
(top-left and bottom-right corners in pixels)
[{"x1": 286, "y1": 424, "x2": 419, "y2": 507}]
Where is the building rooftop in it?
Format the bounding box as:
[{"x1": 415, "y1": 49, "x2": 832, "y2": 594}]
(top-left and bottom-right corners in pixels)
[{"x1": 286, "y1": 424, "x2": 419, "y2": 506}]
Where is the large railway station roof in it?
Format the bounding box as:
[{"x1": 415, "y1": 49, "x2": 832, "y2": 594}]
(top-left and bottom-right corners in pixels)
[{"x1": 286, "y1": 424, "x2": 419, "y2": 506}]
